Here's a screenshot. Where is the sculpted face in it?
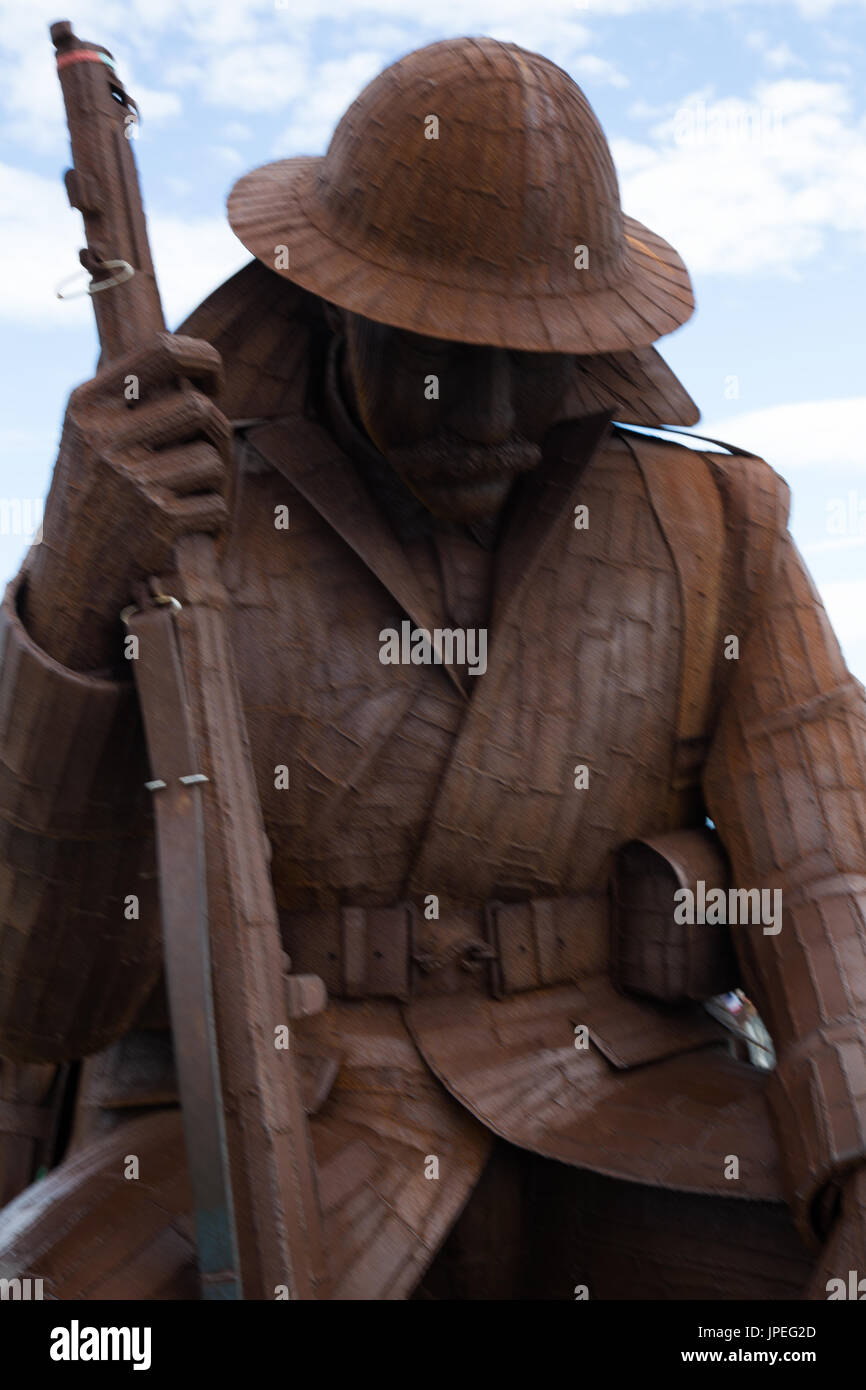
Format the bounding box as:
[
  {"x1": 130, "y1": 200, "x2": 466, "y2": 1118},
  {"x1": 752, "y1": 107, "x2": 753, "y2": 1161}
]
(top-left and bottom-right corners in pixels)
[{"x1": 336, "y1": 308, "x2": 580, "y2": 522}]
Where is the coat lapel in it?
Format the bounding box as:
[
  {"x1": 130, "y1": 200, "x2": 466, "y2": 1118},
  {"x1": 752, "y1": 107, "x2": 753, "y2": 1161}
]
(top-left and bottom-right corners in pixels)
[
  {"x1": 246, "y1": 414, "x2": 467, "y2": 700},
  {"x1": 405, "y1": 410, "x2": 616, "y2": 890},
  {"x1": 492, "y1": 410, "x2": 614, "y2": 637},
  {"x1": 246, "y1": 409, "x2": 614, "y2": 712}
]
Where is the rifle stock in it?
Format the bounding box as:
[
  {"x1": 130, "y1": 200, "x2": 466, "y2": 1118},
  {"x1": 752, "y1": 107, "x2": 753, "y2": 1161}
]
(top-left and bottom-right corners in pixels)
[{"x1": 50, "y1": 20, "x2": 324, "y2": 1300}]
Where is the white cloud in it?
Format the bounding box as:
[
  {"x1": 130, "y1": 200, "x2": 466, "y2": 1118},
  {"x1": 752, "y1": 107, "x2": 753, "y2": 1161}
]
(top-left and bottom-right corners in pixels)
[
  {"x1": 134, "y1": 85, "x2": 183, "y2": 122},
  {"x1": 0, "y1": 0, "x2": 858, "y2": 164},
  {"x1": 165, "y1": 175, "x2": 194, "y2": 197},
  {"x1": 271, "y1": 51, "x2": 390, "y2": 155},
  {"x1": 485, "y1": 17, "x2": 593, "y2": 59},
  {"x1": 0, "y1": 162, "x2": 95, "y2": 329},
  {"x1": 0, "y1": 161, "x2": 246, "y2": 330},
  {"x1": 573, "y1": 54, "x2": 630, "y2": 89},
  {"x1": 746, "y1": 31, "x2": 805, "y2": 70},
  {"x1": 332, "y1": 21, "x2": 417, "y2": 51},
  {"x1": 815, "y1": 580, "x2": 866, "y2": 650},
  {"x1": 613, "y1": 78, "x2": 866, "y2": 277},
  {"x1": 144, "y1": 212, "x2": 249, "y2": 325},
  {"x1": 163, "y1": 61, "x2": 204, "y2": 88},
  {"x1": 804, "y1": 535, "x2": 866, "y2": 556},
  {"x1": 208, "y1": 145, "x2": 245, "y2": 168},
  {"x1": 202, "y1": 43, "x2": 307, "y2": 112},
  {"x1": 820, "y1": 29, "x2": 860, "y2": 55},
  {"x1": 0, "y1": 41, "x2": 68, "y2": 155},
  {"x1": 699, "y1": 398, "x2": 866, "y2": 472},
  {"x1": 611, "y1": 137, "x2": 660, "y2": 174},
  {"x1": 764, "y1": 42, "x2": 805, "y2": 71},
  {"x1": 0, "y1": 11, "x2": 180, "y2": 155},
  {"x1": 628, "y1": 99, "x2": 663, "y2": 120}
]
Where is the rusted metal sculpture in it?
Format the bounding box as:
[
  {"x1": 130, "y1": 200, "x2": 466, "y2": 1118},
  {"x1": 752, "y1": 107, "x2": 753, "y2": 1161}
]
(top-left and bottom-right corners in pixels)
[
  {"x1": 39, "y1": 19, "x2": 324, "y2": 1302},
  {"x1": 0, "y1": 32, "x2": 864, "y2": 1301}
]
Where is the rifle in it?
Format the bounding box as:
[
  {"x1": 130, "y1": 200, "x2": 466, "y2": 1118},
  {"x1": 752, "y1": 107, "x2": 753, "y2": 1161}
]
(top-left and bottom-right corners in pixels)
[{"x1": 50, "y1": 20, "x2": 325, "y2": 1300}]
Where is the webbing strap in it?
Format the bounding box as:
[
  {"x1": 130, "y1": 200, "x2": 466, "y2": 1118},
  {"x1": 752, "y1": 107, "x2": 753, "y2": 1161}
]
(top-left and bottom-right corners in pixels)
[
  {"x1": 618, "y1": 430, "x2": 726, "y2": 788},
  {"x1": 128, "y1": 601, "x2": 241, "y2": 1301}
]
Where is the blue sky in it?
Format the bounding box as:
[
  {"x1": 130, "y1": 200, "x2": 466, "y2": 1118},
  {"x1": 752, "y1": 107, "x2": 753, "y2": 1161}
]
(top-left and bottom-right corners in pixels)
[{"x1": 1, "y1": 0, "x2": 864, "y2": 674}]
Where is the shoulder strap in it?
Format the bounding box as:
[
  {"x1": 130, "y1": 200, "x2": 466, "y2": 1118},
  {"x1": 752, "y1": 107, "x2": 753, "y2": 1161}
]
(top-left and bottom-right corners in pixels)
[
  {"x1": 616, "y1": 428, "x2": 725, "y2": 790},
  {"x1": 615, "y1": 426, "x2": 790, "y2": 791}
]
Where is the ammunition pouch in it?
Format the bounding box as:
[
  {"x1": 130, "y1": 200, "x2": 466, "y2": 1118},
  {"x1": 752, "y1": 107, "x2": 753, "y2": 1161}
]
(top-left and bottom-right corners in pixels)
[{"x1": 612, "y1": 826, "x2": 740, "y2": 1002}]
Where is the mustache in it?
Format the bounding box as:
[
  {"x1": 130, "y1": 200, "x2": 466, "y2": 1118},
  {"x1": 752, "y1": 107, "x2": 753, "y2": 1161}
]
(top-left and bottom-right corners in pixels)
[{"x1": 387, "y1": 431, "x2": 541, "y2": 484}]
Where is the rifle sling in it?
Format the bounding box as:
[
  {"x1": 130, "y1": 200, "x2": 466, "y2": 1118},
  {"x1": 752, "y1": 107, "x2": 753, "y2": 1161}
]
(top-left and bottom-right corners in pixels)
[{"x1": 128, "y1": 600, "x2": 242, "y2": 1301}]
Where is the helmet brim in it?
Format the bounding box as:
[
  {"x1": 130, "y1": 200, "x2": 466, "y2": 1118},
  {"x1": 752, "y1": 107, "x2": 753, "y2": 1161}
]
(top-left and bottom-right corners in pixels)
[{"x1": 227, "y1": 156, "x2": 695, "y2": 357}]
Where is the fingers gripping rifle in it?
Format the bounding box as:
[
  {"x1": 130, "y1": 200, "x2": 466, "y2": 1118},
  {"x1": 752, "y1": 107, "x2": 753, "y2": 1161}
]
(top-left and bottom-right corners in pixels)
[{"x1": 50, "y1": 21, "x2": 325, "y2": 1300}]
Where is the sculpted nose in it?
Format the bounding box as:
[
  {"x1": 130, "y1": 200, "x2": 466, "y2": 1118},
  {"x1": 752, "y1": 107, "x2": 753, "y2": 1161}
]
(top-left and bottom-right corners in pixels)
[{"x1": 443, "y1": 347, "x2": 515, "y2": 444}]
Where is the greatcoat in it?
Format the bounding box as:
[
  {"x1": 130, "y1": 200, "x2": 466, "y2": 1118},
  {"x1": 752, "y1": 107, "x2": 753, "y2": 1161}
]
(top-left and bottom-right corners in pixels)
[{"x1": 0, "y1": 261, "x2": 864, "y2": 1299}]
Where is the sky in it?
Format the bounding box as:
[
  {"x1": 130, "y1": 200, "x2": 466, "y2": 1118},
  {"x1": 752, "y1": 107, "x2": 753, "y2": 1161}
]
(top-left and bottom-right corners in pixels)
[{"x1": 1, "y1": 0, "x2": 864, "y2": 676}]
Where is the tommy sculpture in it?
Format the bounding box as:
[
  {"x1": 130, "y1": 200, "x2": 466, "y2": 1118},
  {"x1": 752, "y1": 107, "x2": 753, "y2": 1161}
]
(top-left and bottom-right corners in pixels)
[{"x1": 0, "y1": 32, "x2": 865, "y2": 1301}]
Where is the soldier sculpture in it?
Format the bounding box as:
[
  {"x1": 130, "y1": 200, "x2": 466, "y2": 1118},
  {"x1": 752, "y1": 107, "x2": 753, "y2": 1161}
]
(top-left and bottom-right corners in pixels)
[{"x1": 0, "y1": 32, "x2": 865, "y2": 1300}]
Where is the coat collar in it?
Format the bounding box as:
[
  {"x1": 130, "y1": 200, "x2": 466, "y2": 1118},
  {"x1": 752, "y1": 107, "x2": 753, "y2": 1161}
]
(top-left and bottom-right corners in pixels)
[
  {"x1": 244, "y1": 411, "x2": 467, "y2": 700},
  {"x1": 492, "y1": 410, "x2": 614, "y2": 631},
  {"x1": 244, "y1": 398, "x2": 613, "y2": 693}
]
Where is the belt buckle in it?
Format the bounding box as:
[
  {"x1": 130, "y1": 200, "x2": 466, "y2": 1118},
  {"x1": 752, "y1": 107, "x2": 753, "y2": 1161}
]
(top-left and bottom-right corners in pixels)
[{"x1": 407, "y1": 903, "x2": 501, "y2": 999}]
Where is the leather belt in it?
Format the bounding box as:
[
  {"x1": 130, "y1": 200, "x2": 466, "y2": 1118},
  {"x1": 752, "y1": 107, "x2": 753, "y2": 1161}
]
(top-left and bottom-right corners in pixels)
[{"x1": 280, "y1": 892, "x2": 610, "y2": 1002}]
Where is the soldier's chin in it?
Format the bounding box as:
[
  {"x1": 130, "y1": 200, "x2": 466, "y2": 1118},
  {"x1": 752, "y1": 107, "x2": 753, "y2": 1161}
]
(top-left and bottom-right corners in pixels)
[{"x1": 410, "y1": 474, "x2": 514, "y2": 521}]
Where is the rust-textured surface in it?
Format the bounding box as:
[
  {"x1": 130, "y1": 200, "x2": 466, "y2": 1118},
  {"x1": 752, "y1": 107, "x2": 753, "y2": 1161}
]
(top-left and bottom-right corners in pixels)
[
  {"x1": 0, "y1": 1003, "x2": 491, "y2": 1301},
  {"x1": 227, "y1": 40, "x2": 694, "y2": 354},
  {"x1": 174, "y1": 258, "x2": 700, "y2": 430},
  {"x1": 704, "y1": 526, "x2": 866, "y2": 1244},
  {"x1": 42, "y1": 20, "x2": 326, "y2": 1300},
  {"x1": 0, "y1": 1061, "x2": 65, "y2": 1208},
  {"x1": 1, "y1": 33, "x2": 865, "y2": 1299},
  {"x1": 0, "y1": 590, "x2": 159, "y2": 1057},
  {"x1": 417, "y1": 1143, "x2": 814, "y2": 1300},
  {"x1": 406, "y1": 982, "x2": 782, "y2": 1199}
]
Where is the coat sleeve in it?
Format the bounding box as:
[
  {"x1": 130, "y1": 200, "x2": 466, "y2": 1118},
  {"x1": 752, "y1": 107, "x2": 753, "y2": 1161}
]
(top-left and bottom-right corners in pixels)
[
  {"x1": 703, "y1": 512, "x2": 866, "y2": 1246},
  {"x1": 0, "y1": 571, "x2": 161, "y2": 1063}
]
